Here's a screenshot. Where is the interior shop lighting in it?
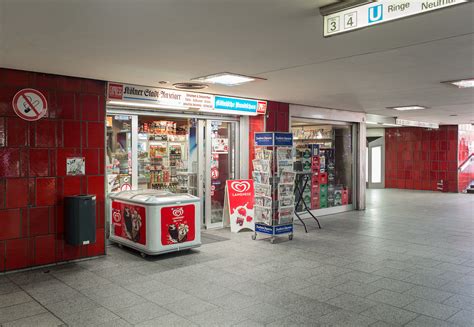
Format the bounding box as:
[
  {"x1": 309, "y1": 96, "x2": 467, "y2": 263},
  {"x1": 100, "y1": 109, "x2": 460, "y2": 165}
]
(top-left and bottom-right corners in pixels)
[
  {"x1": 442, "y1": 78, "x2": 474, "y2": 88},
  {"x1": 382, "y1": 123, "x2": 402, "y2": 127},
  {"x1": 366, "y1": 121, "x2": 379, "y2": 125},
  {"x1": 107, "y1": 100, "x2": 190, "y2": 111},
  {"x1": 387, "y1": 105, "x2": 427, "y2": 111},
  {"x1": 192, "y1": 72, "x2": 266, "y2": 86}
]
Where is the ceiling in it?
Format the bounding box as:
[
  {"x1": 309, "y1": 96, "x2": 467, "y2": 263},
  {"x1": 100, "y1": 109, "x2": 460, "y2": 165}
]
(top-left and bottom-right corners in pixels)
[{"x1": 1, "y1": 0, "x2": 473, "y2": 125}]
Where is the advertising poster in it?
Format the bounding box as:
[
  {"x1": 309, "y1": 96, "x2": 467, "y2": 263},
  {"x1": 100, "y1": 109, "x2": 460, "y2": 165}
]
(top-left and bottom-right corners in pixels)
[
  {"x1": 224, "y1": 180, "x2": 255, "y2": 232},
  {"x1": 161, "y1": 204, "x2": 196, "y2": 245},
  {"x1": 111, "y1": 201, "x2": 146, "y2": 245}
]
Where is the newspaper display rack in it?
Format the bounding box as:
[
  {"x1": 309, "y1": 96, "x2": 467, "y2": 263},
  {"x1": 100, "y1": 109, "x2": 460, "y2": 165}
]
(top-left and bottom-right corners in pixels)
[{"x1": 252, "y1": 132, "x2": 295, "y2": 243}]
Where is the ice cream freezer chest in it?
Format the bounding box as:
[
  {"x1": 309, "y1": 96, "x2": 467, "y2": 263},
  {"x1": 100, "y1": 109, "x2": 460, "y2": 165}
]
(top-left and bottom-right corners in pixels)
[{"x1": 109, "y1": 190, "x2": 201, "y2": 256}]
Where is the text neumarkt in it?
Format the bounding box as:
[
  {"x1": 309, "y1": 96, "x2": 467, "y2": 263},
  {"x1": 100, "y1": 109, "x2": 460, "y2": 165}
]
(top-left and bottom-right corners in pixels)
[{"x1": 422, "y1": 0, "x2": 457, "y2": 10}]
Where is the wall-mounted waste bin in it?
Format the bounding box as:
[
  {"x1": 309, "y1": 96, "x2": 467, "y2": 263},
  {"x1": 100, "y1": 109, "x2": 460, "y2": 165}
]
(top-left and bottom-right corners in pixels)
[{"x1": 64, "y1": 195, "x2": 96, "y2": 246}]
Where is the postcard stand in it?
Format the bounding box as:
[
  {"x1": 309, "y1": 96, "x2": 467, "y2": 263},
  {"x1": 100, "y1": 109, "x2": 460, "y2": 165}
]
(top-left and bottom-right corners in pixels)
[{"x1": 252, "y1": 132, "x2": 295, "y2": 243}]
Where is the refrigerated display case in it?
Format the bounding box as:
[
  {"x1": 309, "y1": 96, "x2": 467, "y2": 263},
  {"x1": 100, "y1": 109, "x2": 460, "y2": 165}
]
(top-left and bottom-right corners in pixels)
[{"x1": 109, "y1": 189, "x2": 201, "y2": 256}]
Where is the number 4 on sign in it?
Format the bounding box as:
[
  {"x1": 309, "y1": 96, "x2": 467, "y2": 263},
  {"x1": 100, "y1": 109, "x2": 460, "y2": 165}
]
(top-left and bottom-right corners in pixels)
[{"x1": 344, "y1": 12, "x2": 357, "y2": 29}]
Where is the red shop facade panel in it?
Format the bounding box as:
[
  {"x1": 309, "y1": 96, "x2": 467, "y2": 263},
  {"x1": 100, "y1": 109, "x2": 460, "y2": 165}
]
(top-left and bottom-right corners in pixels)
[
  {"x1": 385, "y1": 126, "x2": 458, "y2": 193},
  {"x1": 0, "y1": 68, "x2": 106, "y2": 272}
]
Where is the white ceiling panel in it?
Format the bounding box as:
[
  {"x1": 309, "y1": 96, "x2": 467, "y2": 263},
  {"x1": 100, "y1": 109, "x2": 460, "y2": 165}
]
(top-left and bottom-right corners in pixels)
[{"x1": 1, "y1": 0, "x2": 473, "y2": 124}]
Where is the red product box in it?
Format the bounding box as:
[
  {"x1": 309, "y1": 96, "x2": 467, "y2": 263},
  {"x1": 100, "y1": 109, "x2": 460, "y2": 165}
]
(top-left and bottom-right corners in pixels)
[
  {"x1": 342, "y1": 189, "x2": 349, "y2": 205},
  {"x1": 312, "y1": 156, "x2": 320, "y2": 165},
  {"x1": 311, "y1": 195, "x2": 320, "y2": 209},
  {"x1": 319, "y1": 172, "x2": 328, "y2": 184}
]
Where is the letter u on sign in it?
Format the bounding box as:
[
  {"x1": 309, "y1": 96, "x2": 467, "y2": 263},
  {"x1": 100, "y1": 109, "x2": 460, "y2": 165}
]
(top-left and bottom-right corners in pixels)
[{"x1": 368, "y1": 4, "x2": 383, "y2": 23}]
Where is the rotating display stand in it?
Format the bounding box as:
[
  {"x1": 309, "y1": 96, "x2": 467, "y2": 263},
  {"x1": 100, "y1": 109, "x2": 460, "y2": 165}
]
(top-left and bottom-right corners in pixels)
[{"x1": 252, "y1": 132, "x2": 295, "y2": 243}]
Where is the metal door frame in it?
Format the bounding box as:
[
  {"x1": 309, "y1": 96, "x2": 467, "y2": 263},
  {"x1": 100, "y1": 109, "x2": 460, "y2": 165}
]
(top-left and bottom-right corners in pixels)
[
  {"x1": 203, "y1": 119, "x2": 240, "y2": 229},
  {"x1": 367, "y1": 136, "x2": 385, "y2": 189}
]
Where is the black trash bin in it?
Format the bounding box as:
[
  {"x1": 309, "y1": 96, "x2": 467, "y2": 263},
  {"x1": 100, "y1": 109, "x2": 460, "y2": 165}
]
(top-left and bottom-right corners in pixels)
[{"x1": 64, "y1": 195, "x2": 96, "y2": 246}]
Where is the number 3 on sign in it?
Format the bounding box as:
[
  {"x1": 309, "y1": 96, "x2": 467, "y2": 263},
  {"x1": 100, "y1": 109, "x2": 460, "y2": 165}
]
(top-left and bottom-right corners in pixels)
[
  {"x1": 327, "y1": 16, "x2": 340, "y2": 33},
  {"x1": 344, "y1": 12, "x2": 357, "y2": 29}
]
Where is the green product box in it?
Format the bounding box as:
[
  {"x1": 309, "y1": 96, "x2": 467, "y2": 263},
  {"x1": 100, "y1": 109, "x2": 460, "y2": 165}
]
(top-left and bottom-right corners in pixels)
[
  {"x1": 320, "y1": 199, "x2": 328, "y2": 208},
  {"x1": 320, "y1": 184, "x2": 328, "y2": 196}
]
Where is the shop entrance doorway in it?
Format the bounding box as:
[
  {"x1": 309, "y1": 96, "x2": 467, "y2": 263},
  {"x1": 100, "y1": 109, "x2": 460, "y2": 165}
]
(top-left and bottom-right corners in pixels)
[
  {"x1": 200, "y1": 120, "x2": 239, "y2": 229},
  {"x1": 366, "y1": 137, "x2": 385, "y2": 189},
  {"x1": 106, "y1": 113, "x2": 239, "y2": 230}
]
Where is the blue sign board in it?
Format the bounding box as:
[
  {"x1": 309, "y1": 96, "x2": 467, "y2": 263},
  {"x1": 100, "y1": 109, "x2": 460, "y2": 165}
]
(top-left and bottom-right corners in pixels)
[
  {"x1": 275, "y1": 224, "x2": 293, "y2": 235},
  {"x1": 214, "y1": 96, "x2": 258, "y2": 114},
  {"x1": 255, "y1": 224, "x2": 273, "y2": 235},
  {"x1": 254, "y1": 132, "x2": 274, "y2": 146},
  {"x1": 274, "y1": 133, "x2": 293, "y2": 146}
]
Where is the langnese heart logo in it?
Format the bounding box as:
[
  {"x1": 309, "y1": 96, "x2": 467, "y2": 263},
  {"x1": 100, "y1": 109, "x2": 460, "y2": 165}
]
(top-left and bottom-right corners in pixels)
[
  {"x1": 112, "y1": 210, "x2": 122, "y2": 223},
  {"x1": 172, "y1": 207, "x2": 184, "y2": 217},
  {"x1": 231, "y1": 181, "x2": 251, "y2": 193}
]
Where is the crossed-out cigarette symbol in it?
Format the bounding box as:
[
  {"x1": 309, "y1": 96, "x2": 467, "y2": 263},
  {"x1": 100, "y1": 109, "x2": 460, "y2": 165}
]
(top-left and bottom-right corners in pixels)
[{"x1": 22, "y1": 95, "x2": 40, "y2": 114}]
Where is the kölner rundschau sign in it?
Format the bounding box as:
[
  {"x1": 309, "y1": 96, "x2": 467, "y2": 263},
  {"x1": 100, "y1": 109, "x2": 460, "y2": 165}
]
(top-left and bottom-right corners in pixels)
[{"x1": 323, "y1": 0, "x2": 469, "y2": 37}]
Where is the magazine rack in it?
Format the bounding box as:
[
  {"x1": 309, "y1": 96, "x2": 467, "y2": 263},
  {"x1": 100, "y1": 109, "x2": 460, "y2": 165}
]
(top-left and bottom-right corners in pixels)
[{"x1": 252, "y1": 132, "x2": 295, "y2": 243}]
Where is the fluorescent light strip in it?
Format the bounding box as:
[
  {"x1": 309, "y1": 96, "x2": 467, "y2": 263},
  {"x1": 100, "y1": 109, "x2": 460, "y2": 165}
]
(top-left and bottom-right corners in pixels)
[
  {"x1": 108, "y1": 100, "x2": 189, "y2": 111},
  {"x1": 382, "y1": 123, "x2": 401, "y2": 127},
  {"x1": 388, "y1": 105, "x2": 426, "y2": 111},
  {"x1": 443, "y1": 78, "x2": 474, "y2": 89},
  {"x1": 366, "y1": 121, "x2": 379, "y2": 125},
  {"x1": 193, "y1": 72, "x2": 264, "y2": 86}
]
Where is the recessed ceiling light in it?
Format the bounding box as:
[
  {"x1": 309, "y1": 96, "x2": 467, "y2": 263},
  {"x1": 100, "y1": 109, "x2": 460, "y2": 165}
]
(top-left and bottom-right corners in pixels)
[
  {"x1": 173, "y1": 82, "x2": 208, "y2": 90},
  {"x1": 442, "y1": 78, "x2": 474, "y2": 88},
  {"x1": 366, "y1": 121, "x2": 379, "y2": 125},
  {"x1": 387, "y1": 105, "x2": 427, "y2": 111},
  {"x1": 192, "y1": 72, "x2": 266, "y2": 86}
]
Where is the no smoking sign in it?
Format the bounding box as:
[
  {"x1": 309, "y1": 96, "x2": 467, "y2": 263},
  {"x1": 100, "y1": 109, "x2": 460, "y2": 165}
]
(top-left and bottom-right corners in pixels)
[{"x1": 12, "y1": 88, "x2": 48, "y2": 121}]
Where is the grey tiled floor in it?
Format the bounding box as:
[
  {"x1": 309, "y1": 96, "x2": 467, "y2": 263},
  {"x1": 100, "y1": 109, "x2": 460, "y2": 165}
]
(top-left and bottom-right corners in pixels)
[{"x1": 1, "y1": 189, "x2": 473, "y2": 326}]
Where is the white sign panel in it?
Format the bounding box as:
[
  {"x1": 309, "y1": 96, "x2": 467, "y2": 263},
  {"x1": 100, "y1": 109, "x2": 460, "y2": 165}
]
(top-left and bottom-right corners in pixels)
[
  {"x1": 66, "y1": 157, "x2": 85, "y2": 175},
  {"x1": 396, "y1": 119, "x2": 439, "y2": 129},
  {"x1": 107, "y1": 82, "x2": 266, "y2": 116},
  {"x1": 324, "y1": 0, "x2": 468, "y2": 37}
]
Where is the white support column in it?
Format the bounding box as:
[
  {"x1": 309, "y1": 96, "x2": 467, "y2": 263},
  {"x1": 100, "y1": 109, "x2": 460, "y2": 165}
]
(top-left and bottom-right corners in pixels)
[
  {"x1": 357, "y1": 121, "x2": 367, "y2": 210},
  {"x1": 239, "y1": 116, "x2": 249, "y2": 179}
]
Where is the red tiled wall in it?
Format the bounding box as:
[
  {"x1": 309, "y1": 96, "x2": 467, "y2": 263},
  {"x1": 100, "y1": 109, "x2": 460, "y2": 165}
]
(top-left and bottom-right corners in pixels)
[
  {"x1": 0, "y1": 68, "x2": 106, "y2": 272},
  {"x1": 265, "y1": 101, "x2": 289, "y2": 132},
  {"x1": 248, "y1": 115, "x2": 265, "y2": 176},
  {"x1": 248, "y1": 102, "x2": 290, "y2": 176},
  {"x1": 458, "y1": 127, "x2": 474, "y2": 192},
  {"x1": 385, "y1": 126, "x2": 458, "y2": 192}
]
